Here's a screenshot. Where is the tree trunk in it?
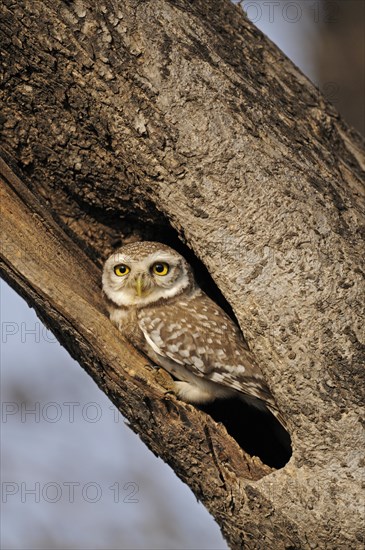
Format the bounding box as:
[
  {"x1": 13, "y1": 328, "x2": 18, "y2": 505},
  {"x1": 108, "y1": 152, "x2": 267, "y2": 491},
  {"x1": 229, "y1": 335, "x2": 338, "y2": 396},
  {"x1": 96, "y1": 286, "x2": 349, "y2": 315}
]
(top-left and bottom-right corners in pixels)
[{"x1": 1, "y1": 1, "x2": 364, "y2": 548}]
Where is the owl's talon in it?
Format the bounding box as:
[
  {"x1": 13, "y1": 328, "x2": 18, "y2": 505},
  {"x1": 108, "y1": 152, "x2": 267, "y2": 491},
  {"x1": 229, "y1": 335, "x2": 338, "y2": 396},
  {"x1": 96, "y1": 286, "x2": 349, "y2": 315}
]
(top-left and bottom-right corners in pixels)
[
  {"x1": 143, "y1": 363, "x2": 154, "y2": 371},
  {"x1": 163, "y1": 389, "x2": 176, "y2": 399}
]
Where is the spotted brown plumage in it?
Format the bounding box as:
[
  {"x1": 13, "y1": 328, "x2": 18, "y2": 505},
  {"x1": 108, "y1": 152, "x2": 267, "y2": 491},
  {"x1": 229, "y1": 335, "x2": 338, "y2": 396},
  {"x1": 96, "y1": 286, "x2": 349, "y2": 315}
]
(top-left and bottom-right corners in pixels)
[{"x1": 102, "y1": 241, "x2": 285, "y2": 425}]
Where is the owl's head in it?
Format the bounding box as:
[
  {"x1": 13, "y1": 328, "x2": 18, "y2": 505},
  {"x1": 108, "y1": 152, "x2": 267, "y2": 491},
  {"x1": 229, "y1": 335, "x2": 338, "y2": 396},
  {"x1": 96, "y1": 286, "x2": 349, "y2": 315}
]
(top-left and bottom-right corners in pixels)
[{"x1": 102, "y1": 241, "x2": 195, "y2": 307}]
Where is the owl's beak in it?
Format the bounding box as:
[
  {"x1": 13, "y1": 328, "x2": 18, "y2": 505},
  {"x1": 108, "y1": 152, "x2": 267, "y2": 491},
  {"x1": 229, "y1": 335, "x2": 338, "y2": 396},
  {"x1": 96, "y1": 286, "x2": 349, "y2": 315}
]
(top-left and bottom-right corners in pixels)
[{"x1": 135, "y1": 274, "x2": 146, "y2": 297}]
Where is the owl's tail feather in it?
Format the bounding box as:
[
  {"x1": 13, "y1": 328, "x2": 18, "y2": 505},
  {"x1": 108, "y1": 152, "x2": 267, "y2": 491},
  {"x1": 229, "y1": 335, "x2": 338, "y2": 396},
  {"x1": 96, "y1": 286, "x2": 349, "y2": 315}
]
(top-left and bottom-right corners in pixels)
[
  {"x1": 267, "y1": 404, "x2": 287, "y2": 429},
  {"x1": 266, "y1": 403, "x2": 291, "y2": 452},
  {"x1": 239, "y1": 393, "x2": 286, "y2": 427},
  {"x1": 239, "y1": 393, "x2": 291, "y2": 451}
]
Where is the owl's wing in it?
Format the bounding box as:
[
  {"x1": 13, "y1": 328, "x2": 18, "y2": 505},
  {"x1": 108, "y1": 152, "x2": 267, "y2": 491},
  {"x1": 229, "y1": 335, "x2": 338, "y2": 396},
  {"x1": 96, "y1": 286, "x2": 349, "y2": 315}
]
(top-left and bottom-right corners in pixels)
[{"x1": 137, "y1": 291, "x2": 275, "y2": 406}]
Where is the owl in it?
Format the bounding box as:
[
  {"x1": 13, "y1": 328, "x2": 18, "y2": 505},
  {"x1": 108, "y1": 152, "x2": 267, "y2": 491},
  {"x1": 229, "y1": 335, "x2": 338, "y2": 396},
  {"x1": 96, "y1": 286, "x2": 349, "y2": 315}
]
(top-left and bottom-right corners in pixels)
[{"x1": 102, "y1": 241, "x2": 284, "y2": 424}]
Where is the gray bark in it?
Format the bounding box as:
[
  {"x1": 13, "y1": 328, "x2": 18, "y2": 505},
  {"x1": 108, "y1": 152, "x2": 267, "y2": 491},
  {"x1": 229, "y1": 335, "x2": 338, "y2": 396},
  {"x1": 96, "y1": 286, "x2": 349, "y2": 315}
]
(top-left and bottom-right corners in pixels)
[{"x1": 1, "y1": 0, "x2": 364, "y2": 548}]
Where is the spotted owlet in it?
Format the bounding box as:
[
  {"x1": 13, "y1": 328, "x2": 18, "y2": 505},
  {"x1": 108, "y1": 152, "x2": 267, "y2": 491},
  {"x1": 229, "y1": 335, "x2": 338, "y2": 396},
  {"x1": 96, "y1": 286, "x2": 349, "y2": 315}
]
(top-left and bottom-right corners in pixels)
[{"x1": 102, "y1": 241, "x2": 284, "y2": 424}]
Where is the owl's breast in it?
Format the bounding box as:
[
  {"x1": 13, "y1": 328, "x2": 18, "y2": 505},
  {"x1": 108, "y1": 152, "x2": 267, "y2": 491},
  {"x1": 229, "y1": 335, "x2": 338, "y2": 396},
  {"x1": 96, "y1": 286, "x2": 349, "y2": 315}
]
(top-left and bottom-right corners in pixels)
[{"x1": 110, "y1": 307, "x2": 146, "y2": 350}]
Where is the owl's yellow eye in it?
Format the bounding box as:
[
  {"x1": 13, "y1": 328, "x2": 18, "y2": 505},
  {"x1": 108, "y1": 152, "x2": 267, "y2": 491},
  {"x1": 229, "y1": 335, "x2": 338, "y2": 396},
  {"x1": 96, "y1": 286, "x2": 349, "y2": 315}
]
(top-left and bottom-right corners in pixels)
[
  {"x1": 152, "y1": 262, "x2": 169, "y2": 276},
  {"x1": 114, "y1": 264, "x2": 130, "y2": 277}
]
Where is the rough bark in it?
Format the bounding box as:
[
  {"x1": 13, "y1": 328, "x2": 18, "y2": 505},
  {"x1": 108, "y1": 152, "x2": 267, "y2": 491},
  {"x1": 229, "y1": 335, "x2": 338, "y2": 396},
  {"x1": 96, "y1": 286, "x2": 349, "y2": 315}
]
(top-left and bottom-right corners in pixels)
[{"x1": 1, "y1": 0, "x2": 364, "y2": 548}]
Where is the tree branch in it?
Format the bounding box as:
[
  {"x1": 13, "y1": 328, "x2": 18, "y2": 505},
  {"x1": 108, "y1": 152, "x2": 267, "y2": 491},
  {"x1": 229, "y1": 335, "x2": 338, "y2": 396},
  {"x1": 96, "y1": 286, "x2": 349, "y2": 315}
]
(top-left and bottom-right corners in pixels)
[{"x1": 1, "y1": 155, "x2": 272, "y2": 549}]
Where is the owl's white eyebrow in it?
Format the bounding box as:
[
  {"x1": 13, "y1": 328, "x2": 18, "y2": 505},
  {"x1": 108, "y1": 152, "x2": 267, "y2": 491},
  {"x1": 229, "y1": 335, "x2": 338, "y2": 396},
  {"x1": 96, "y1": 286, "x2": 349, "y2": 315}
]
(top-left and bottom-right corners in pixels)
[
  {"x1": 147, "y1": 251, "x2": 179, "y2": 264},
  {"x1": 109, "y1": 253, "x2": 128, "y2": 264}
]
